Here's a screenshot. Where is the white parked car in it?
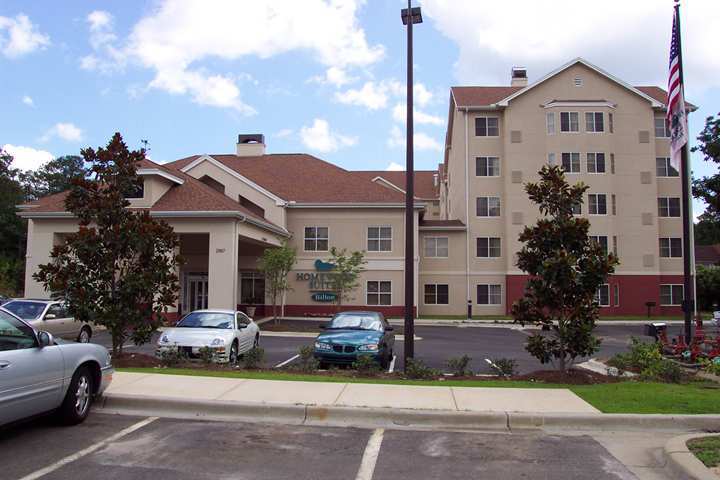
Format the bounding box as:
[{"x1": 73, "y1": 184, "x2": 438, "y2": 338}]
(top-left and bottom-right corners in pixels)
[
  {"x1": 156, "y1": 310, "x2": 260, "y2": 364},
  {"x1": 2, "y1": 299, "x2": 94, "y2": 343}
]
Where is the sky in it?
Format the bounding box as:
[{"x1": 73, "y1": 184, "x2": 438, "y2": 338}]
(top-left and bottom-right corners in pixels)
[{"x1": 1, "y1": 0, "x2": 719, "y2": 216}]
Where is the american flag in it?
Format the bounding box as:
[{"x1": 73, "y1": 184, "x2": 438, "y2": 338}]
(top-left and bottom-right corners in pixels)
[{"x1": 667, "y1": 6, "x2": 687, "y2": 172}]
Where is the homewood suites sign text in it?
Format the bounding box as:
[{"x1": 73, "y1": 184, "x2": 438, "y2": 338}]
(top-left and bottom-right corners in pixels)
[{"x1": 296, "y1": 260, "x2": 338, "y2": 302}]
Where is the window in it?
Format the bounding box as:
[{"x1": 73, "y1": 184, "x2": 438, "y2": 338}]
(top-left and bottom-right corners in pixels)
[
  {"x1": 424, "y1": 284, "x2": 449, "y2": 305},
  {"x1": 46, "y1": 304, "x2": 66, "y2": 319},
  {"x1": 124, "y1": 179, "x2": 144, "y2": 199},
  {"x1": 240, "y1": 272, "x2": 265, "y2": 305},
  {"x1": 595, "y1": 284, "x2": 610, "y2": 306},
  {"x1": 477, "y1": 284, "x2": 502, "y2": 305},
  {"x1": 238, "y1": 195, "x2": 265, "y2": 218},
  {"x1": 368, "y1": 226, "x2": 392, "y2": 252},
  {"x1": 548, "y1": 152, "x2": 556, "y2": 166},
  {"x1": 658, "y1": 197, "x2": 681, "y2": 217},
  {"x1": 477, "y1": 237, "x2": 501, "y2": 258},
  {"x1": 424, "y1": 237, "x2": 448, "y2": 258},
  {"x1": 614, "y1": 284, "x2": 620, "y2": 306},
  {"x1": 586, "y1": 153, "x2": 606, "y2": 173},
  {"x1": 590, "y1": 235, "x2": 608, "y2": 255},
  {"x1": 236, "y1": 312, "x2": 251, "y2": 327},
  {"x1": 655, "y1": 117, "x2": 671, "y2": 138},
  {"x1": 476, "y1": 197, "x2": 501, "y2": 217},
  {"x1": 609, "y1": 113, "x2": 614, "y2": 133},
  {"x1": 546, "y1": 112, "x2": 556, "y2": 135},
  {"x1": 656, "y1": 157, "x2": 679, "y2": 177},
  {"x1": 572, "y1": 201, "x2": 582, "y2": 215},
  {"x1": 659, "y1": 238, "x2": 682, "y2": 258},
  {"x1": 589, "y1": 194, "x2": 607, "y2": 215},
  {"x1": 0, "y1": 310, "x2": 37, "y2": 351},
  {"x1": 560, "y1": 112, "x2": 579, "y2": 132},
  {"x1": 476, "y1": 157, "x2": 500, "y2": 177},
  {"x1": 367, "y1": 281, "x2": 391, "y2": 306},
  {"x1": 660, "y1": 284, "x2": 683, "y2": 306},
  {"x1": 611, "y1": 194, "x2": 616, "y2": 215},
  {"x1": 561, "y1": 152, "x2": 581, "y2": 173},
  {"x1": 475, "y1": 117, "x2": 499, "y2": 136},
  {"x1": 304, "y1": 227, "x2": 329, "y2": 251},
  {"x1": 585, "y1": 112, "x2": 604, "y2": 132}
]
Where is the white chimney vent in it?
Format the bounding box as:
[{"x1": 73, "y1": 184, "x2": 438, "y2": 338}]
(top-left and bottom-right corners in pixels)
[
  {"x1": 511, "y1": 67, "x2": 528, "y2": 87},
  {"x1": 236, "y1": 134, "x2": 266, "y2": 156}
]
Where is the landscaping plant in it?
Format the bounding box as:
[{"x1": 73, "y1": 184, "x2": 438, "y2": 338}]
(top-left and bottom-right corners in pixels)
[
  {"x1": 295, "y1": 345, "x2": 319, "y2": 372},
  {"x1": 198, "y1": 346, "x2": 217, "y2": 365},
  {"x1": 328, "y1": 247, "x2": 366, "y2": 310},
  {"x1": 489, "y1": 358, "x2": 517, "y2": 377},
  {"x1": 158, "y1": 347, "x2": 187, "y2": 368},
  {"x1": 353, "y1": 355, "x2": 382, "y2": 375},
  {"x1": 404, "y1": 358, "x2": 439, "y2": 380},
  {"x1": 257, "y1": 242, "x2": 296, "y2": 323},
  {"x1": 511, "y1": 165, "x2": 618, "y2": 373},
  {"x1": 446, "y1": 355, "x2": 473, "y2": 377},
  {"x1": 242, "y1": 347, "x2": 265, "y2": 369}
]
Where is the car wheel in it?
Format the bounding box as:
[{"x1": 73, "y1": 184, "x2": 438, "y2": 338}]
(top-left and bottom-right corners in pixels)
[
  {"x1": 77, "y1": 326, "x2": 92, "y2": 343},
  {"x1": 58, "y1": 366, "x2": 94, "y2": 425},
  {"x1": 229, "y1": 342, "x2": 239, "y2": 364}
]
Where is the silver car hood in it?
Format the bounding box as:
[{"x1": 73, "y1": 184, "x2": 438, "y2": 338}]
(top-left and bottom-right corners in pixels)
[{"x1": 160, "y1": 328, "x2": 234, "y2": 347}]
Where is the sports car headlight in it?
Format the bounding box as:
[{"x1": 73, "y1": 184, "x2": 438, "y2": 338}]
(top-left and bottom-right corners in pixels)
[
  {"x1": 358, "y1": 344, "x2": 379, "y2": 352},
  {"x1": 211, "y1": 338, "x2": 225, "y2": 346},
  {"x1": 314, "y1": 342, "x2": 332, "y2": 351},
  {"x1": 160, "y1": 334, "x2": 170, "y2": 344}
]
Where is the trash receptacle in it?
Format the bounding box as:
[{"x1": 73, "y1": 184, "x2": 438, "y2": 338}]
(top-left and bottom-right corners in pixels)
[{"x1": 644, "y1": 322, "x2": 666, "y2": 339}]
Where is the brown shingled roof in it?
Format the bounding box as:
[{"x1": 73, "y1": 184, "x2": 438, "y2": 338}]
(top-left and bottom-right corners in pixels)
[
  {"x1": 349, "y1": 170, "x2": 439, "y2": 199},
  {"x1": 451, "y1": 86, "x2": 523, "y2": 108},
  {"x1": 695, "y1": 244, "x2": 720, "y2": 266}
]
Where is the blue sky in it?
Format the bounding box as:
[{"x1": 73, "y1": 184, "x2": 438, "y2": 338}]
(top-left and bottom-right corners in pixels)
[{"x1": 1, "y1": 0, "x2": 718, "y2": 216}]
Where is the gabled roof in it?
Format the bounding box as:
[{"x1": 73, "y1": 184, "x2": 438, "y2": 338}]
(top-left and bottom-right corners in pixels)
[
  {"x1": 349, "y1": 170, "x2": 439, "y2": 199},
  {"x1": 451, "y1": 86, "x2": 523, "y2": 108}
]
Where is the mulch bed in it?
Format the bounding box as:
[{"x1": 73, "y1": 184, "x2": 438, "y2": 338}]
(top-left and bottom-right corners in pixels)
[{"x1": 515, "y1": 369, "x2": 619, "y2": 385}]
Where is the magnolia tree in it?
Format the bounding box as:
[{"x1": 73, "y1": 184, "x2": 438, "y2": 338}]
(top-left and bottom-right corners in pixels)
[
  {"x1": 328, "y1": 247, "x2": 366, "y2": 311},
  {"x1": 511, "y1": 165, "x2": 618, "y2": 373},
  {"x1": 258, "y1": 242, "x2": 296, "y2": 323},
  {"x1": 35, "y1": 133, "x2": 182, "y2": 355}
]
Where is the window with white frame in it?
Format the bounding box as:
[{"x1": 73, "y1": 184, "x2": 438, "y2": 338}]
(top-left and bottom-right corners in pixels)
[
  {"x1": 656, "y1": 157, "x2": 679, "y2": 177},
  {"x1": 367, "y1": 226, "x2": 392, "y2": 252},
  {"x1": 424, "y1": 284, "x2": 449, "y2": 305},
  {"x1": 304, "y1": 227, "x2": 328, "y2": 251},
  {"x1": 585, "y1": 112, "x2": 604, "y2": 132},
  {"x1": 660, "y1": 284, "x2": 683, "y2": 306},
  {"x1": 572, "y1": 201, "x2": 582, "y2": 215},
  {"x1": 424, "y1": 237, "x2": 448, "y2": 257},
  {"x1": 367, "y1": 281, "x2": 391, "y2": 305},
  {"x1": 477, "y1": 284, "x2": 502, "y2": 305},
  {"x1": 586, "y1": 153, "x2": 606, "y2": 173},
  {"x1": 654, "y1": 117, "x2": 671, "y2": 138},
  {"x1": 590, "y1": 235, "x2": 609, "y2": 255},
  {"x1": 589, "y1": 194, "x2": 607, "y2": 215},
  {"x1": 595, "y1": 284, "x2": 610, "y2": 306},
  {"x1": 561, "y1": 152, "x2": 581, "y2": 173},
  {"x1": 658, "y1": 197, "x2": 681, "y2": 217},
  {"x1": 560, "y1": 112, "x2": 579, "y2": 132},
  {"x1": 475, "y1": 117, "x2": 499, "y2": 136},
  {"x1": 476, "y1": 197, "x2": 501, "y2": 217},
  {"x1": 659, "y1": 237, "x2": 682, "y2": 258},
  {"x1": 546, "y1": 112, "x2": 556, "y2": 135},
  {"x1": 548, "y1": 152, "x2": 556, "y2": 166},
  {"x1": 476, "y1": 157, "x2": 500, "y2": 177},
  {"x1": 476, "y1": 237, "x2": 501, "y2": 258}
]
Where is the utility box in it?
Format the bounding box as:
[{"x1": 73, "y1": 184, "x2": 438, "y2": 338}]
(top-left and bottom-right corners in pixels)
[{"x1": 644, "y1": 322, "x2": 667, "y2": 339}]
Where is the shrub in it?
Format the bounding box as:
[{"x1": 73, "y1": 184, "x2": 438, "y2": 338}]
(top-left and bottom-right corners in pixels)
[
  {"x1": 446, "y1": 355, "x2": 472, "y2": 377},
  {"x1": 353, "y1": 354, "x2": 381, "y2": 375},
  {"x1": 699, "y1": 358, "x2": 720, "y2": 377},
  {"x1": 489, "y1": 358, "x2": 517, "y2": 377},
  {"x1": 242, "y1": 347, "x2": 265, "y2": 369},
  {"x1": 197, "y1": 346, "x2": 216, "y2": 365},
  {"x1": 158, "y1": 347, "x2": 187, "y2": 367},
  {"x1": 608, "y1": 337, "x2": 662, "y2": 373},
  {"x1": 404, "y1": 358, "x2": 439, "y2": 380},
  {"x1": 295, "y1": 345, "x2": 319, "y2": 372},
  {"x1": 640, "y1": 359, "x2": 684, "y2": 383}
]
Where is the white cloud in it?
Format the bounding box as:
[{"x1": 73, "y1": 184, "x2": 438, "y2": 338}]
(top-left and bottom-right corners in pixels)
[
  {"x1": 2, "y1": 144, "x2": 54, "y2": 171},
  {"x1": 80, "y1": 10, "x2": 123, "y2": 74},
  {"x1": 300, "y1": 118, "x2": 357, "y2": 153},
  {"x1": 22, "y1": 95, "x2": 34, "y2": 107},
  {"x1": 274, "y1": 128, "x2": 294, "y2": 138},
  {"x1": 413, "y1": 83, "x2": 433, "y2": 108},
  {"x1": 87, "y1": 10, "x2": 112, "y2": 32},
  {"x1": 422, "y1": 0, "x2": 720, "y2": 93},
  {"x1": 335, "y1": 80, "x2": 400, "y2": 110},
  {"x1": 387, "y1": 125, "x2": 442, "y2": 152},
  {"x1": 0, "y1": 14, "x2": 50, "y2": 58},
  {"x1": 40, "y1": 122, "x2": 84, "y2": 142},
  {"x1": 391, "y1": 103, "x2": 444, "y2": 126},
  {"x1": 81, "y1": 0, "x2": 383, "y2": 113},
  {"x1": 386, "y1": 162, "x2": 404, "y2": 171},
  {"x1": 309, "y1": 66, "x2": 356, "y2": 87}
]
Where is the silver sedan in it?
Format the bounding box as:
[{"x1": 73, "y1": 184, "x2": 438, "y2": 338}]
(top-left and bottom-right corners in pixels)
[{"x1": 0, "y1": 307, "x2": 113, "y2": 427}]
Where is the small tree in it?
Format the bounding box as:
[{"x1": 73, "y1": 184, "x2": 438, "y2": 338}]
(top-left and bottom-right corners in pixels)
[
  {"x1": 328, "y1": 247, "x2": 366, "y2": 310},
  {"x1": 34, "y1": 133, "x2": 182, "y2": 355},
  {"x1": 696, "y1": 265, "x2": 720, "y2": 311},
  {"x1": 511, "y1": 166, "x2": 618, "y2": 373},
  {"x1": 258, "y1": 242, "x2": 296, "y2": 323}
]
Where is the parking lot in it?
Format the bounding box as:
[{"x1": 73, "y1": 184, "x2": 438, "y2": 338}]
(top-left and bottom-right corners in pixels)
[
  {"x1": 0, "y1": 413, "x2": 639, "y2": 480},
  {"x1": 89, "y1": 321, "x2": 688, "y2": 374}
]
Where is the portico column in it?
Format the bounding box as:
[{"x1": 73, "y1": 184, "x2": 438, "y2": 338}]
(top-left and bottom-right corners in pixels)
[{"x1": 207, "y1": 220, "x2": 239, "y2": 309}]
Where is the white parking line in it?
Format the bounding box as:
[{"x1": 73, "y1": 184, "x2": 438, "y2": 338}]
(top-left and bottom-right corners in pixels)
[
  {"x1": 18, "y1": 416, "x2": 158, "y2": 480},
  {"x1": 355, "y1": 428, "x2": 384, "y2": 480},
  {"x1": 387, "y1": 355, "x2": 396, "y2": 373},
  {"x1": 274, "y1": 354, "x2": 300, "y2": 368}
]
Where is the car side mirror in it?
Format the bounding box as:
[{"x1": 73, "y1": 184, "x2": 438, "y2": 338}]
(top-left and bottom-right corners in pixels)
[
  {"x1": 38, "y1": 331, "x2": 54, "y2": 347},
  {"x1": 44, "y1": 314, "x2": 56, "y2": 320},
  {"x1": 385, "y1": 326, "x2": 395, "y2": 332}
]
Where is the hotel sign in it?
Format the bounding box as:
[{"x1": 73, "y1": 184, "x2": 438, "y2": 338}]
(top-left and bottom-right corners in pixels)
[{"x1": 296, "y1": 260, "x2": 338, "y2": 302}]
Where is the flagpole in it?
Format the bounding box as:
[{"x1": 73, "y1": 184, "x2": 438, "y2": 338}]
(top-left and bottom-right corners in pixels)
[{"x1": 674, "y1": 0, "x2": 694, "y2": 343}]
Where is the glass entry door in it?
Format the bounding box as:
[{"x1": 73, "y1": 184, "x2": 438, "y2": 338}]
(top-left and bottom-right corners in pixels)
[{"x1": 185, "y1": 274, "x2": 209, "y2": 312}]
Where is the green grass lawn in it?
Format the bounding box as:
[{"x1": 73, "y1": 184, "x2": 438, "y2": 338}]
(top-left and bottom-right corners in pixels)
[
  {"x1": 117, "y1": 367, "x2": 720, "y2": 415},
  {"x1": 688, "y1": 436, "x2": 720, "y2": 467}
]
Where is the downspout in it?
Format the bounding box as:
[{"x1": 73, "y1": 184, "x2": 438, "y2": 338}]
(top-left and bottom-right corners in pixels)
[{"x1": 464, "y1": 108, "x2": 471, "y2": 318}]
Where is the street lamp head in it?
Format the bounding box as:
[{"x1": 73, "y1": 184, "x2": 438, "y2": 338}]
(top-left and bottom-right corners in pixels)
[{"x1": 401, "y1": 6, "x2": 422, "y2": 25}]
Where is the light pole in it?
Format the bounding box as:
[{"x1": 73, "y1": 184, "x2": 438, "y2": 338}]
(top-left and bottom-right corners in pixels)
[{"x1": 401, "y1": 2, "x2": 422, "y2": 371}]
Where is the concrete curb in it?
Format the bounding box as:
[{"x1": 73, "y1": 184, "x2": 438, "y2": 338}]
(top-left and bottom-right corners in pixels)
[
  {"x1": 664, "y1": 433, "x2": 720, "y2": 480},
  {"x1": 96, "y1": 393, "x2": 720, "y2": 433}
]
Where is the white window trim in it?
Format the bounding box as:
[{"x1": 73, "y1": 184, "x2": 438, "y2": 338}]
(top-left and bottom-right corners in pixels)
[
  {"x1": 476, "y1": 237, "x2": 502, "y2": 259},
  {"x1": 660, "y1": 284, "x2": 684, "y2": 306},
  {"x1": 476, "y1": 284, "x2": 502, "y2": 306},
  {"x1": 476, "y1": 196, "x2": 501, "y2": 218},
  {"x1": 423, "y1": 284, "x2": 449, "y2": 305},
  {"x1": 560, "y1": 111, "x2": 580, "y2": 133},
  {"x1": 424, "y1": 236, "x2": 449, "y2": 258},
  {"x1": 588, "y1": 193, "x2": 608, "y2": 216},
  {"x1": 586, "y1": 152, "x2": 606, "y2": 175},
  {"x1": 546, "y1": 112, "x2": 556, "y2": 135},
  {"x1": 365, "y1": 280, "x2": 392, "y2": 306},
  {"x1": 367, "y1": 225, "x2": 392, "y2": 252},
  {"x1": 303, "y1": 225, "x2": 329, "y2": 252},
  {"x1": 656, "y1": 157, "x2": 678, "y2": 178},
  {"x1": 585, "y1": 112, "x2": 605, "y2": 133},
  {"x1": 561, "y1": 152, "x2": 581, "y2": 174},
  {"x1": 475, "y1": 156, "x2": 501, "y2": 177},
  {"x1": 658, "y1": 197, "x2": 681, "y2": 218},
  {"x1": 596, "y1": 284, "x2": 610, "y2": 307},
  {"x1": 475, "y1": 116, "x2": 500, "y2": 137},
  {"x1": 654, "y1": 117, "x2": 671, "y2": 138},
  {"x1": 659, "y1": 237, "x2": 683, "y2": 258},
  {"x1": 590, "y1": 235, "x2": 609, "y2": 254}
]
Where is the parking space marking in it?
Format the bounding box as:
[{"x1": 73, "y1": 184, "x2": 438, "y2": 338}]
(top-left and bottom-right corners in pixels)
[
  {"x1": 355, "y1": 428, "x2": 384, "y2": 480},
  {"x1": 388, "y1": 355, "x2": 396, "y2": 373},
  {"x1": 17, "y1": 416, "x2": 158, "y2": 480},
  {"x1": 274, "y1": 354, "x2": 300, "y2": 368}
]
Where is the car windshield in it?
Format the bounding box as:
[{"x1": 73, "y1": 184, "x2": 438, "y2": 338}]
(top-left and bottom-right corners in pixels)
[
  {"x1": 176, "y1": 312, "x2": 233, "y2": 329},
  {"x1": 2, "y1": 301, "x2": 46, "y2": 320},
  {"x1": 326, "y1": 314, "x2": 382, "y2": 331}
]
